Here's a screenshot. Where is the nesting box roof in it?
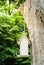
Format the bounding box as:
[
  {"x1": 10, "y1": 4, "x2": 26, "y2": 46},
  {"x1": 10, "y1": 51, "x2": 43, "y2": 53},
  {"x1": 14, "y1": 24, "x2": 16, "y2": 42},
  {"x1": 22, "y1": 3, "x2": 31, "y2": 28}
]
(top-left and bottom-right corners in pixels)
[{"x1": 17, "y1": 32, "x2": 29, "y2": 45}]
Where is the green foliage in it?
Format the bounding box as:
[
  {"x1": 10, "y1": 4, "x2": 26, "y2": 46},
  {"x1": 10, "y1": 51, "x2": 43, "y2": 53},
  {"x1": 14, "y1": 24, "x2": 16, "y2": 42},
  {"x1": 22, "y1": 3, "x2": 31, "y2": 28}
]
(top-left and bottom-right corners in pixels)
[
  {"x1": 0, "y1": 0, "x2": 31, "y2": 65},
  {"x1": 0, "y1": 0, "x2": 26, "y2": 8}
]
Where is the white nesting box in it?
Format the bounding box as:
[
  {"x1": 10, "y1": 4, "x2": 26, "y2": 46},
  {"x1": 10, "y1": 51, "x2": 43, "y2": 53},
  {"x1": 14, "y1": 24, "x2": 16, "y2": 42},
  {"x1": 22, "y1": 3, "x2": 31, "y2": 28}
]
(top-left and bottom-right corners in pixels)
[{"x1": 17, "y1": 32, "x2": 29, "y2": 56}]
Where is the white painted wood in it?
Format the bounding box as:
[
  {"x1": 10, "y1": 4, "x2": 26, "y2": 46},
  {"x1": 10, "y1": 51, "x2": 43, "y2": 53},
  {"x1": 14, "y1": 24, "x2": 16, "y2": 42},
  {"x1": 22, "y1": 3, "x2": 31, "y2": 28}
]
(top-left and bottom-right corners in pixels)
[
  {"x1": 20, "y1": 34, "x2": 28, "y2": 55},
  {"x1": 17, "y1": 32, "x2": 29, "y2": 56}
]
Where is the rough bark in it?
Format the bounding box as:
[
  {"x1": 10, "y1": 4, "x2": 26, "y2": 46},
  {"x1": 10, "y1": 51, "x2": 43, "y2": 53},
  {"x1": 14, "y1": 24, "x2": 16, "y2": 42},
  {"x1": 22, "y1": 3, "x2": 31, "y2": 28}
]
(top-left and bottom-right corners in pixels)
[{"x1": 22, "y1": 0, "x2": 44, "y2": 65}]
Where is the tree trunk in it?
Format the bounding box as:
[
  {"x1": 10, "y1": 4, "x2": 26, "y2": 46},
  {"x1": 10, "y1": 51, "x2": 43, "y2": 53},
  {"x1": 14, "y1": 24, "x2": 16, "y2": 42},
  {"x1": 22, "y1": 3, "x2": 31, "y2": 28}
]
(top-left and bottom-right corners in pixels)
[{"x1": 23, "y1": 0, "x2": 44, "y2": 65}]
